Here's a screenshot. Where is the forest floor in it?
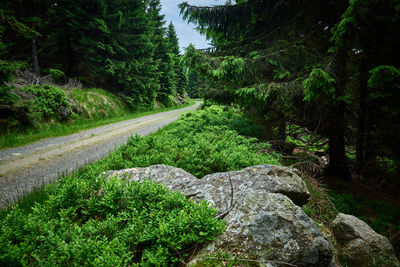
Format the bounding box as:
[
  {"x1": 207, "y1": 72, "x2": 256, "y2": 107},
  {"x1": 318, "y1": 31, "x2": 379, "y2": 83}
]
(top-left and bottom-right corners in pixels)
[{"x1": 0, "y1": 102, "x2": 200, "y2": 208}]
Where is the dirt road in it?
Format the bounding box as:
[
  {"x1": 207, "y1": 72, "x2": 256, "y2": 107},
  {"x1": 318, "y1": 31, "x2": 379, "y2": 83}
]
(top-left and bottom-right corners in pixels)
[{"x1": 0, "y1": 102, "x2": 199, "y2": 208}]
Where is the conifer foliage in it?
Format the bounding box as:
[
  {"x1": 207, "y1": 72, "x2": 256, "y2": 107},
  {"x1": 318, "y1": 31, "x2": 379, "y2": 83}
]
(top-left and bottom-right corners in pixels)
[
  {"x1": 0, "y1": 0, "x2": 187, "y2": 109},
  {"x1": 180, "y1": 0, "x2": 400, "y2": 180}
]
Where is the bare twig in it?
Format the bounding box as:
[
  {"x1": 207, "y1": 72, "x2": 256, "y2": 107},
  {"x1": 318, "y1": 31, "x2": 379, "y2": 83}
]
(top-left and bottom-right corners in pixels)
[
  {"x1": 185, "y1": 192, "x2": 199, "y2": 199},
  {"x1": 216, "y1": 173, "x2": 234, "y2": 219}
]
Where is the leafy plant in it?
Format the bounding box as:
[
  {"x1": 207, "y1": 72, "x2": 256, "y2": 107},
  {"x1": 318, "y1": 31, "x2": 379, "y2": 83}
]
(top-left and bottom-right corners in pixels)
[
  {"x1": 0, "y1": 60, "x2": 27, "y2": 83},
  {"x1": 0, "y1": 177, "x2": 224, "y2": 266},
  {"x1": 112, "y1": 106, "x2": 280, "y2": 177},
  {"x1": 0, "y1": 104, "x2": 279, "y2": 265},
  {"x1": 0, "y1": 85, "x2": 20, "y2": 105},
  {"x1": 21, "y1": 84, "x2": 72, "y2": 122},
  {"x1": 302, "y1": 68, "x2": 336, "y2": 102},
  {"x1": 48, "y1": 68, "x2": 65, "y2": 83}
]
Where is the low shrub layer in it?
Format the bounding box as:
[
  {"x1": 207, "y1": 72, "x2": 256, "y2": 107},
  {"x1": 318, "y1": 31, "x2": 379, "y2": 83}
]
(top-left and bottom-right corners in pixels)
[
  {"x1": 1, "y1": 84, "x2": 74, "y2": 132},
  {"x1": 109, "y1": 105, "x2": 280, "y2": 177},
  {"x1": 0, "y1": 177, "x2": 224, "y2": 266},
  {"x1": 0, "y1": 105, "x2": 279, "y2": 265}
]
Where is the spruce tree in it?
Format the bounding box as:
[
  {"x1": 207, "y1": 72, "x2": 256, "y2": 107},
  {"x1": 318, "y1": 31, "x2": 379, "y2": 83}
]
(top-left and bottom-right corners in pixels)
[
  {"x1": 180, "y1": 0, "x2": 400, "y2": 179},
  {"x1": 166, "y1": 22, "x2": 187, "y2": 96},
  {"x1": 148, "y1": 0, "x2": 175, "y2": 106},
  {"x1": 180, "y1": 0, "x2": 351, "y2": 177}
]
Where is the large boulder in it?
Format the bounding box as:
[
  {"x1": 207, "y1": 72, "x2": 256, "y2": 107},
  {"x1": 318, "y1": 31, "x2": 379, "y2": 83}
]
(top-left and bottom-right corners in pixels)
[
  {"x1": 107, "y1": 164, "x2": 332, "y2": 266},
  {"x1": 332, "y1": 213, "x2": 400, "y2": 267},
  {"x1": 192, "y1": 191, "x2": 332, "y2": 266}
]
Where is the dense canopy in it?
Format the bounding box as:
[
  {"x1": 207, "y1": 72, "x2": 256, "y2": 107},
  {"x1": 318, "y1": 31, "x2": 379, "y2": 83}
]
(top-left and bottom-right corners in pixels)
[{"x1": 180, "y1": 0, "x2": 400, "y2": 181}]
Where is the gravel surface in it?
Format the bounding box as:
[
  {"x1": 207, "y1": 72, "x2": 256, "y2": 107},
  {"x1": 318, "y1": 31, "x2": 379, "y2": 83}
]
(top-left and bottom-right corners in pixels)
[{"x1": 0, "y1": 102, "x2": 199, "y2": 208}]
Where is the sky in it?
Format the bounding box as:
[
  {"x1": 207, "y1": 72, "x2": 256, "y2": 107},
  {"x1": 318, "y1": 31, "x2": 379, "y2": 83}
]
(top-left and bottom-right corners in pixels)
[{"x1": 160, "y1": 0, "x2": 226, "y2": 52}]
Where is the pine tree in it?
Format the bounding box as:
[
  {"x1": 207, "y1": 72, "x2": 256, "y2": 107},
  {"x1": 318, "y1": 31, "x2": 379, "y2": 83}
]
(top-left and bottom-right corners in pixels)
[
  {"x1": 0, "y1": 0, "x2": 51, "y2": 76},
  {"x1": 187, "y1": 70, "x2": 207, "y2": 98},
  {"x1": 1, "y1": 0, "x2": 182, "y2": 110},
  {"x1": 147, "y1": 0, "x2": 174, "y2": 106},
  {"x1": 166, "y1": 22, "x2": 187, "y2": 96},
  {"x1": 180, "y1": 0, "x2": 352, "y2": 177},
  {"x1": 329, "y1": 0, "x2": 400, "y2": 173},
  {"x1": 181, "y1": 0, "x2": 400, "y2": 179}
]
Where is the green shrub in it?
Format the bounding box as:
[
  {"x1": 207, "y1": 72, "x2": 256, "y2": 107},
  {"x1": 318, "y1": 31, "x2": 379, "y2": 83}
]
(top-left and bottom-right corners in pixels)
[
  {"x1": 109, "y1": 106, "x2": 280, "y2": 177},
  {"x1": 22, "y1": 84, "x2": 72, "y2": 122},
  {"x1": 0, "y1": 60, "x2": 27, "y2": 83},
  {"x1": 0, "y1": 105, "x2": 279, "y2": 265},
  {"x1": 0, "y1": 177, "x2": 224, "y2": 266},
  {"x1": 0, "y1": 85, "x2": 20, "y2": 105},
  {"x1": 48, "y1": 68, "x2": 65, "y2": 83},
  {"x1": 176, "y1": 105, "x2": 266, "y2": 139}
]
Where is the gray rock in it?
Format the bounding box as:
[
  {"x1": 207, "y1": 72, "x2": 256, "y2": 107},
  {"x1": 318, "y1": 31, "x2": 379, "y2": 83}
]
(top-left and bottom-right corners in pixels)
[
  {"x1": 193, "y1": 192, "x2": 332, "y2": 266},
  {"x1": 106, "y1": 165, "x2": 199, "y2": 194},
  {"x1": 107, "y1": 164, "x2": 331, "y2": 266},
  {"x1": 332, "y1": 213, "x2": 400, "y2": 267},
  {"x1": 59, "y1": 105, "x2": 71, "y2": 119}
]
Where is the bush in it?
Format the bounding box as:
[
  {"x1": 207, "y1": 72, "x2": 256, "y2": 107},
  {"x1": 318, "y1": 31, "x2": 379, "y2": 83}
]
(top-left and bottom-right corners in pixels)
[
  {"x1": 22, "y1": 84, "x2": 72, "y2": 122},
  {"x1": 48, "y1": 68, "x2": 65, "y2": 83},
  {"x1": 0, "y1": 105, "x2": 279, "y2": 265},
  {"x1": 0, "y1": 60, "x2": 27, "y2": 83},
  {"x1": 0, "y1": 84, "x2": 73, "y2": 132},
  {"x1": 110, "y1": 106, "x2": 280, "y2": 177},
  {"x1": 0, "y1": 177, "x2": 224, "y2": 266},
  {"x1": 0, "y1": 85, "x2": 20, "y2": 105}
]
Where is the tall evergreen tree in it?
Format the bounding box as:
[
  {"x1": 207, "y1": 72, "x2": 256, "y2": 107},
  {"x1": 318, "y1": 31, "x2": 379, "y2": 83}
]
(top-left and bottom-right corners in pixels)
[
  {"x1": 147, "y1": 0, "x2": 175, "y2": 105},
  {"x1": 180, "y1": 0, "x2": 400, "y2": 179},
  {"x1": 180, "y1": 0, "x2": 351, "y2": 177},
  {"x1": 166, "y1": 22, "x2": 187, "y2": 96},
  {"x1": 1, "y1": 0, "x2": 183, "y2": 109},
  {"x1": 0, "y1": 0, "x2": 50, "y2": 76},
  {"x1": 329, "y1": 0, "x2": 400, "y2": 174}
]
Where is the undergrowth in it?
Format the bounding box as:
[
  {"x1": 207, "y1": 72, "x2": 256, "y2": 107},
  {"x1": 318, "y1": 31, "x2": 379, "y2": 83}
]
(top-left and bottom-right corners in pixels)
[
  {"x1": 109, "y1": 105, "x2": 280, "y2": 177},
  {"x1": 0, "y1": 91, "x2": 194, "y2": 149},
  {"x1": 329, "y1": 191, "x2": 400, "y2": 242},
  {"x1": 0, "y1": 178, "x2": 224, "y2": 266},
  {"x1": 0, "y1": 105, "x2": 280, "y2": 265}
]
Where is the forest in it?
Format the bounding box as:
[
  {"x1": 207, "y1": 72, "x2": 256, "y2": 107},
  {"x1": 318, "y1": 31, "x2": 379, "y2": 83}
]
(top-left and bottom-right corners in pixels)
[
  {"x1": 1, "y1": 0, "x2": 400, "y2": 266},
  {"x1": 0, "y1": 0, "x2": 202, "y2": 116}
]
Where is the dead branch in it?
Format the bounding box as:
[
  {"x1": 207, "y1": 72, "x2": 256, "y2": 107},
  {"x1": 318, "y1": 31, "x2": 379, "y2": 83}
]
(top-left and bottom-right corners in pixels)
[{"x1": 185, "y1": 192, "x2": 199, "y2": 199}]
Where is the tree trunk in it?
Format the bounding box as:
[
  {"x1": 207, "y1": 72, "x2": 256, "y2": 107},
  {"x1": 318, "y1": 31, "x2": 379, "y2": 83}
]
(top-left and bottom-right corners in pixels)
[
  {"x1": 32, "y1": 36, "x2": 40, "y2": 78},
  {"x1": 326, "y1": 103, "x2": 350, "y2": 178},
  {"x1": 356, "y1": 58, "x2": 368, "y2": 174},
  {"x1": 326, "y1": 49, "x2": 350, "y2": 179},
  {"x1": 278, "y1": 116, "x2": 286, "y2": 140},
  {"x1": 64, "y1": 31, "x2": 73, "y2": 77}
]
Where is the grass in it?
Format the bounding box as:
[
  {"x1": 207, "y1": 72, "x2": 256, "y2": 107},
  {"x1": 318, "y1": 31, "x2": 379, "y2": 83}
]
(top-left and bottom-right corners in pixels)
[{"x1": 0, "y1": 98, "x2": 195, "y2": 149}]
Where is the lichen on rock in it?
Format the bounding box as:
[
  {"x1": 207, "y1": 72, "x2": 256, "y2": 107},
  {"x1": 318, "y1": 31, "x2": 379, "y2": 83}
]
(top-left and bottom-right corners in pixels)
[{"x1": 332, "y1": 213, "x2": 400, "y2": 267}]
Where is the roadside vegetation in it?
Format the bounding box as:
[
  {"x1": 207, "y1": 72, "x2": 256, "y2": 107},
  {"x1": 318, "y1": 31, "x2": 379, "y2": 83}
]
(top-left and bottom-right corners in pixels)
[
  {"x1": 1, "y1": 103, "x2": 398, "y2": 264},
  {"x1": 0, "y1": 82, "x2": 193, "y2": 149},
  {"x1": 0, "y1": 105, "x2": 280, "y2": 265},
  {"x1": 1, "y1": 0, "x2": 399, "y2": 264}
]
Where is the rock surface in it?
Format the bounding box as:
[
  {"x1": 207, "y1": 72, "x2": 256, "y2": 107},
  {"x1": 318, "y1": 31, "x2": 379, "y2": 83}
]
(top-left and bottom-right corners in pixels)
[
  {"x1": 332, "y1": 213, "x2": 400, "y2": 267},
  {"x1": 107, "y1": 164, "x2": 332, "y2": 266}
]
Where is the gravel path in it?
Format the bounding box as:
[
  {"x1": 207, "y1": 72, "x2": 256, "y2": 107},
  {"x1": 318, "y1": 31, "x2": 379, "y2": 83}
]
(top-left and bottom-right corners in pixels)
[{"x1": 0, "y1": 102, "x2": 199, "y2": 208}]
